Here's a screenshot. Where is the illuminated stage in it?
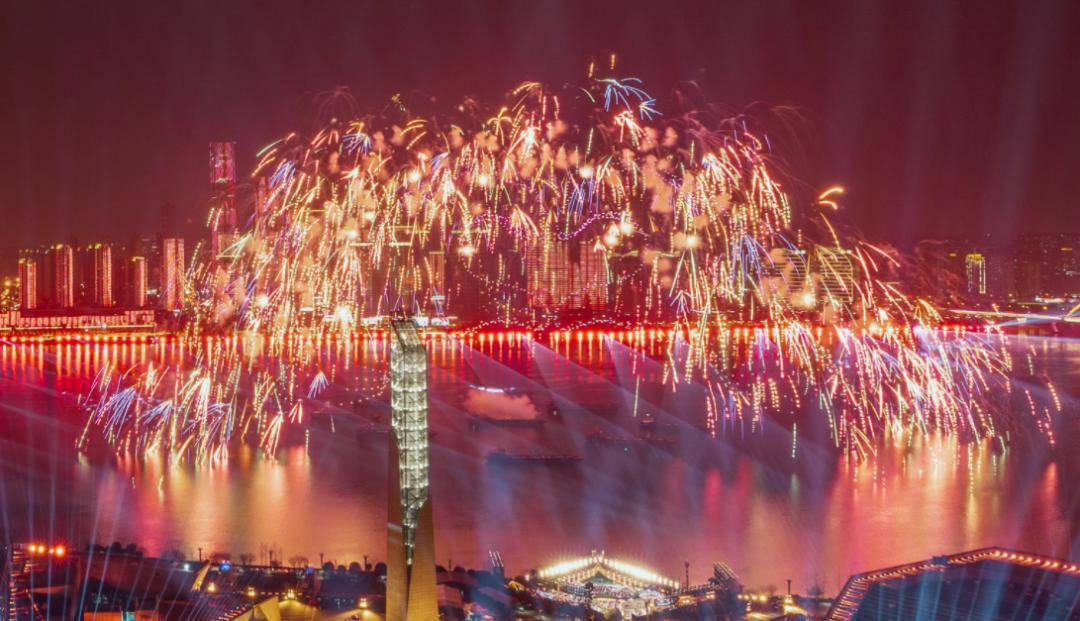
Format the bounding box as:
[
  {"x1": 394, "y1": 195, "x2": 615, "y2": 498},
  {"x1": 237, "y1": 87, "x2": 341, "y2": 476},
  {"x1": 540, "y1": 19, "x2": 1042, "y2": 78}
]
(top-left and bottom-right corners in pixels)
[{"x1": 533, "y1": 551, "x2": 681, "y2": 618}]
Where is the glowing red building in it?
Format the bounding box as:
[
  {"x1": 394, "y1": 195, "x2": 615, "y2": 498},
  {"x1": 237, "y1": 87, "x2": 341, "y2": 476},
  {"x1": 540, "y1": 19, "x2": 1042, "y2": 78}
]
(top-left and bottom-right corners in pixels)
[
  {"x1": 130, "y1": 255, "x2": 147, "y2": 308},
  {"x1": 89, "y1": 244, "x2": 114, "y2": 308},
  {"x1": 18, "y1": 257, "x2": 37, "y2": 310},
  {"x1": 51, "y1": 244, "x2": 75, "y2": 308},
  {"x1": 526, "y1": 238, "x2": 609, "y2": 316},
  {"x1": 161, "y1": 237, "x2": 185, "y2": 311}
]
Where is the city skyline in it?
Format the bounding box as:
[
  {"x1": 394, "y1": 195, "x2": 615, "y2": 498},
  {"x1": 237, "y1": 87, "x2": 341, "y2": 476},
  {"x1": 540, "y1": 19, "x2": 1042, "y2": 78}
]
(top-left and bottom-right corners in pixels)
[{"x1": 5, "y1": 189, "x2": 1076, "y2": 324}]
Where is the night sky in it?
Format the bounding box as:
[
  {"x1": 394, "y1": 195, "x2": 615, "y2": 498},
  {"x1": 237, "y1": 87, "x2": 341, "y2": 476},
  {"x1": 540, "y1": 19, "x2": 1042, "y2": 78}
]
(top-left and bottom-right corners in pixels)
[{"x1": 2, "y1": 0, "x2": 1078, "y2": 262}]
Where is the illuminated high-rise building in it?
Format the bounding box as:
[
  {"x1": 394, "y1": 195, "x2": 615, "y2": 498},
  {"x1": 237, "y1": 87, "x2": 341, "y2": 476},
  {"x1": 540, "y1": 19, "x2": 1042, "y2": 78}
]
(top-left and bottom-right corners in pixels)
[
  {"x1": 51, "y1": 244, "x2": 75, "y2": 308},
  {"x1": 444, "y1": 245, "x2": 482, "y2": 321},
  {"x1": 907, "y1": 241, "x2": 988, "y2": 300},
  {"x1": 386, "y1": 319, "x2": 438, "y2": 621},
  {"x1": 812, "y1": 245, "x2": 854, "y2": 306},
  {"x1": 575, "y1": 240, "x2": 609, "y2": 311},
  {"x1": 374, "y1": 227, "x2": 449, "y2": 318},
  {"x1": 527, "y1": 238, "x2": 608, "y2": 314},
  {"x1": 376, "y1": 224, "x2": 416, "y2": 315},
  {"x1": 965, "y1": 253, "x2": 987, "y2": 295},
  {"x1": 18, "y1": 258, "x2": 37, "y2": 310},
  {"x1": 133, "y1": 236, "x2": 162, "y2": 304},
  {"x1": 130, "y1": 256, "x2": 148, "y2": 308},
  {"x1": 425, "y1": 250, "x2": 446, "y2": 314},
  {"x1": 89, "y1": 244, "x2": 114, "y2": 307},
  {"x1": 210, "y1": 141, "x2": 238, "y2": 258},
  {"x1": 782, "y1": 248, "x2": 809, "y2": 290},
  {"x1": 161, "y1": 237, "x2": 185, "y2": 311},
  {"x1": 526, "y1": 237, "x2": 569, "y2": 311}
]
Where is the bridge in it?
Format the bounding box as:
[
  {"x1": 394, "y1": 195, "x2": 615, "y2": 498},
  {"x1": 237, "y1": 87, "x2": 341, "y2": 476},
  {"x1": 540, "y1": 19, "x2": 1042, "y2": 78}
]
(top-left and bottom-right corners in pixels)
[{"x1": 949, "y1": 301, "x2": 1080, "y2": 325}]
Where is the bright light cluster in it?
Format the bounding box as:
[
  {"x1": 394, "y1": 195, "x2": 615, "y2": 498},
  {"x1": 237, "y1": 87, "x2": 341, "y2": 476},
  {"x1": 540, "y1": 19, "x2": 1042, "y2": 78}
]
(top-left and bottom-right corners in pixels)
[
  {"x1": 24, "y1": 543, "x2": 66, "y2": 557},
  {"x1": 537, "y1": 551, "x2": 679, "y2": 589}
]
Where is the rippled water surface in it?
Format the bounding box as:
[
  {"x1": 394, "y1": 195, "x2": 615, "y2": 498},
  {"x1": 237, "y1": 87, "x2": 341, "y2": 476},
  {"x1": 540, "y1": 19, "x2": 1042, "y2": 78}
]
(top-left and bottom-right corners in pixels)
[{"x1": 1, "y1": 335, "x2": 1077, "y2": 592}]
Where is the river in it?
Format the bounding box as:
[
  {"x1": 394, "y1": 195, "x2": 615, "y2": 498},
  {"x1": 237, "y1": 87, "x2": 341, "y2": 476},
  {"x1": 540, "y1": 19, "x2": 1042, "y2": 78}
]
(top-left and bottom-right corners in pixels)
[{"x1": 0, "y1": 333, "x2": 1077, "y2": 593}]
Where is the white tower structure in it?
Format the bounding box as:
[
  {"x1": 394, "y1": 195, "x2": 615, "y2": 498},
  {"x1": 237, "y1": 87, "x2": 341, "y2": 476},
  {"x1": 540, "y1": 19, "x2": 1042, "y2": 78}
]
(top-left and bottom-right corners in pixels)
[{"x1": 386, "y1": 318, "x2": 438, "y2": 621}]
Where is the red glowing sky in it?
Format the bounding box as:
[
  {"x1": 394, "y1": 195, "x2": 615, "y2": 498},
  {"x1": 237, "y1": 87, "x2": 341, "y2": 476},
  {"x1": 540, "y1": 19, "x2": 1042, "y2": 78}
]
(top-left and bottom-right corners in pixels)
[{"x1": 1, "y1": 0, "x2": 1078, "y2": 259}]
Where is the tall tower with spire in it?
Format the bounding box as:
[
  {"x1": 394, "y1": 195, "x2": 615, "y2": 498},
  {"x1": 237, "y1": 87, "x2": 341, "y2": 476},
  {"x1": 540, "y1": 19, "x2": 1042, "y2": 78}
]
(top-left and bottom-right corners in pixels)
[{"x1": 385, "y1": 318, "x2": 438, "y2": 621}]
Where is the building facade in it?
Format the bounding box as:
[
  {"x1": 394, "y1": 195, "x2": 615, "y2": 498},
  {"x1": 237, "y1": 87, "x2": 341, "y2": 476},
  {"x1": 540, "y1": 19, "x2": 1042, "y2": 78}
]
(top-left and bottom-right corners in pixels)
[
  {"x1": 51, "y1": 244, "x2": 75, "y2": 308},
  {"x1": 526, "y1": 238, "x2": 609, "y2": 316},
  {"x1": 161, "y1": 237, "x2": 185, "y2": 311},
  {"x1": 964, "y1": 252, "x2": 987, "y2": 296},
  {"x1": 210, "y1": 141, "x2": 239, "y2": 258},
  {"x1": 89, "y1": 244, "x2": 115, "y2": 307},
  {"x1": 130, "y1": 255, "x2": 148, "y2": 308},
  {"x1": 812, "y1": 245, "x2": 854, "y2": 306},
  {"x1": 18, "y1": 258, "x2": 37, "y2": 310}
]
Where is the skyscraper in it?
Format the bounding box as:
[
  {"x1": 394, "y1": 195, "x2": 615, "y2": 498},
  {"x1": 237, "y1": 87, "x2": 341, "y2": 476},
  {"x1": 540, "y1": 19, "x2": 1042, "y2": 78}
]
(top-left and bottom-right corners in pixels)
[
  {"x1": 18, "y1": 258, "x2": 37, "y2": 310},
  {"x1": 51, "y1": 244, "x2": 75, "y2": 308},
  {"x1": 965, "y1": 253, "x2": 987, "y2": 296},
  {"x1": 526, "y1": 238, "x2": 608, "y2": 314},
  {"x1": 525, "y1": 237, "x2": 570, "y2": 311},
  {"x1": 812, "y1": 245, "x2": 855, "y2": 306},
  {"x1": 134, "y1": 236, "x2": 162, "y2": 304},
  {"x1": 575, "y1": 240, "x2": 609, "y2": 311},
  {"x1": 425, "y1": 250, "x2": 446, "y2": 315},
  {"x1": 210, "y1": 141, "x2": 238, "y2": 258},
  {"x1": 130, "y1": 256, "x2": 147, "y2": 308},
  {"x1": 90, "y1": 244, "x2": 114, "y2": 307},
  {"x1": 161, "y1": 237, "x2": 185, "y2": 311},
  {"x1": 386, "y1": 318, "x2": 438, "y2": 621}
]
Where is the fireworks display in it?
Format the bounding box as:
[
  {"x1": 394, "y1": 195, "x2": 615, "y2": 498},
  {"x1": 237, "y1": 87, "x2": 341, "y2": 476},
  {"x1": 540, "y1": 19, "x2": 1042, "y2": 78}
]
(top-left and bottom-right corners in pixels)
[{"x1": 79, "y1": 58, "x2": 1058, "y2": 463}]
